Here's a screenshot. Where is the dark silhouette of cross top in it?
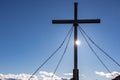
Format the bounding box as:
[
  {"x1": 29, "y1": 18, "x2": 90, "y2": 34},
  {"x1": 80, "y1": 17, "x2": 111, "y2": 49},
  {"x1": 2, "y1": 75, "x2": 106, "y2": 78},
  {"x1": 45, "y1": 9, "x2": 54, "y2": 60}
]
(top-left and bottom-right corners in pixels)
[{"x1": 52, "y1": 2, "x2": 100, "y2": 80}]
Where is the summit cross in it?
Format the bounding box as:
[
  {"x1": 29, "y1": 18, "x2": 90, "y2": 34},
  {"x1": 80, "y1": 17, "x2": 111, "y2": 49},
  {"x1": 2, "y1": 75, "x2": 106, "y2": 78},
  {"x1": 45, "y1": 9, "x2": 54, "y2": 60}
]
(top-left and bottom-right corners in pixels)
[{"x1": 52, "y1": 2, "x2": 100, "y2": 80}]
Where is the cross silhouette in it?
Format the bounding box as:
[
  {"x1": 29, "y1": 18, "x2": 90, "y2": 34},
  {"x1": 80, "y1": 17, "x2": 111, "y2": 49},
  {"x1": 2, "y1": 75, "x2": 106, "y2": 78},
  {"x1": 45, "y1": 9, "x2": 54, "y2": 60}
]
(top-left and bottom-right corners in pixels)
[{"x1": 52, "y1": 2, "x2": 100, "y2": 80}]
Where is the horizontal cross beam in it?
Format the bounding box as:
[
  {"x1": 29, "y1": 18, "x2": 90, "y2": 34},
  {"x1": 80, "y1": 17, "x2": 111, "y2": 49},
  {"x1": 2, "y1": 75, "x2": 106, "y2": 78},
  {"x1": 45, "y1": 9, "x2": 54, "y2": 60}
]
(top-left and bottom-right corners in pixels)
[{"x1": 52, "y1": 19, "x2": 100, "y2": 24}]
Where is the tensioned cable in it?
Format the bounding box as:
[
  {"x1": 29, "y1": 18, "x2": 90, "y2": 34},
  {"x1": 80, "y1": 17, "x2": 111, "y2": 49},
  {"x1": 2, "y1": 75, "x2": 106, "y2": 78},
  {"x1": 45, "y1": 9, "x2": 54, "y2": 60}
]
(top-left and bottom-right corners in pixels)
[
  {"x1": 28, "y1": 27, "x2": 73, "y2": 80},
  {"x1": 79, "y1": 26, "x2": 120, "y2": 68},
  {"x1": 51, "y1": 27, "x2": 73, "y2": 80},
  {"x1": 78, "y1": 27, "x2": 114, "y2": 77}
]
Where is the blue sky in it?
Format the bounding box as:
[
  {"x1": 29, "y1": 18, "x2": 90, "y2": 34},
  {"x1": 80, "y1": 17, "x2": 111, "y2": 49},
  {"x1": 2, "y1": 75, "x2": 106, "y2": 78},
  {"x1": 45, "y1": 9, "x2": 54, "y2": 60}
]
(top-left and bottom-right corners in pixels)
[{"x1": 0, "y1": 0, "x2": 120, "y2": 80}]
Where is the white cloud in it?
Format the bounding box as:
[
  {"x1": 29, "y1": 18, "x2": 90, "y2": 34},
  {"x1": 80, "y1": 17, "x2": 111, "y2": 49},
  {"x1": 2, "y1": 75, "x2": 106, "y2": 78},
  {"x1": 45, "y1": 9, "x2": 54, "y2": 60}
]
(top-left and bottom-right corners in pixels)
[
  {"x1": 95, "y1": 71, "x2": 120, "y2": 79},
  {"x1": 0, "y1": 71, "x2": 73, "y2": 80},
  {"x1": 64, "y1": 73, "x2": 72, "y2": 76},
  {"x1": 63, "y1": 73, "x2": 73, "y2": 79},
  {"x1": 0, "y1": 73, "x2": 38, "y2": 80},
  {"x1": 39, "y1": 71, "x2": 61, "y2": 80}
]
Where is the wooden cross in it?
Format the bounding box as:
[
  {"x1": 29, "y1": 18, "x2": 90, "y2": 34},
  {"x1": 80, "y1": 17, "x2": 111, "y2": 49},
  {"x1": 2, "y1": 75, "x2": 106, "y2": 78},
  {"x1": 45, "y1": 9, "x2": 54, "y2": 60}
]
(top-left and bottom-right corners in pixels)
[{"x1": 52, "y1": 2, "x2": 100, "y2": 80}]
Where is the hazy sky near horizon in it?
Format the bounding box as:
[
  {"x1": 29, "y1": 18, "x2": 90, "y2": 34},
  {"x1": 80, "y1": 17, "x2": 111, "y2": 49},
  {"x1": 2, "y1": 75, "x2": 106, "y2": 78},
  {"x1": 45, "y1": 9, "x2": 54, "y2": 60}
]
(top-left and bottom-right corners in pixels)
[{"x1": 0, "y1": 0, "x2": 120, "y2": 80}]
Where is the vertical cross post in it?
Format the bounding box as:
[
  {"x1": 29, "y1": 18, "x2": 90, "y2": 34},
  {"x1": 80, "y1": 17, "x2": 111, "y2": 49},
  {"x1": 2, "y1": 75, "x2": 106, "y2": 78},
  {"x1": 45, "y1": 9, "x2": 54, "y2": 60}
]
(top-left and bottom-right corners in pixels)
[{"x1": 73, "y1": 2, "x2": 79, "y2": 80}]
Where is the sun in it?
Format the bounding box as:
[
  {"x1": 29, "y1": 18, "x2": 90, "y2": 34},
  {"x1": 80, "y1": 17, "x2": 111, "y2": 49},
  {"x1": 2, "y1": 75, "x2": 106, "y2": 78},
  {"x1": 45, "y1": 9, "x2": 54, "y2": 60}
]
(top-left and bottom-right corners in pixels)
[{"x1": 75, "y1": 39, "x2": 81, "y2": 46}]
